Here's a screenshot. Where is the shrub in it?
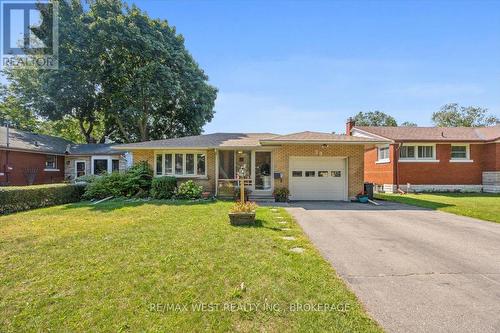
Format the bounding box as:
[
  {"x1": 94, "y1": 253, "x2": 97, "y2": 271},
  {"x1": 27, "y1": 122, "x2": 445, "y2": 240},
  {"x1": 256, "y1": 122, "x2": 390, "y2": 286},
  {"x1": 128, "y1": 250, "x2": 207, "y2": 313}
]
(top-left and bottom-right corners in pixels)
[
  {"x1": 151, "y1": 176, "x2": 177, "y2": 199},
  {"x1": 82, "y1": 161, "x2": 154, "y2": 200},
  {"x1": 273, "y1": 187, "x2": 290, "y2": 202},
  {"x1": 230, "y1": 201, "x2": 258, "y2": 213},
  {"x1": 0, "y1": 184, "x2": 85, "y2": 214},
  {"x1": 176, "y1": 180, "x2": 203, "y2": 199},
  {"x1": 75, "y1": 174, "x2": 99, "y2": 184},
  {"x1": 82, "y1": 172, "x2": 127, "y2": 200},
  {"x1": 121, "y1": 161, "x2": 153, "y2": 197}
]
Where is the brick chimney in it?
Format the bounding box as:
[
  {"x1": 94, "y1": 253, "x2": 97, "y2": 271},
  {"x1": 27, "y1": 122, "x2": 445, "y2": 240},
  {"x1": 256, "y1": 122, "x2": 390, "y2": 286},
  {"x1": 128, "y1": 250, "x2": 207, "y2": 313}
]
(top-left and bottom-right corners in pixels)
[{"x1": 346, "y1": 117, "x2": 355, "y2": 135}]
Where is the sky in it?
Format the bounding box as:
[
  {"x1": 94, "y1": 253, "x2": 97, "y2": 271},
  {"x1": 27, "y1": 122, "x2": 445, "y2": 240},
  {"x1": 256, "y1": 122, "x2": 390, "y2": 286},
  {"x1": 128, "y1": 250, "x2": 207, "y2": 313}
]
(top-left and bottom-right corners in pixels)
[
  {"x1": 125, "y1": 0, "x2": 500, "y2": 134},
  {"x1": 3, "y1": 0, "x2": 500, "y2": 134}
]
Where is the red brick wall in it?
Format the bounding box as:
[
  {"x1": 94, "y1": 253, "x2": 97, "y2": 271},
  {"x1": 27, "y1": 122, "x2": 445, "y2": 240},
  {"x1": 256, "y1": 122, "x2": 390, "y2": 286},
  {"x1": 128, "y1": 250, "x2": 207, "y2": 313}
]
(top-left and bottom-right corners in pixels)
[
  {"x1": 0, "y1": 150, "x2": 65, "y2": 186},
  {"x1": 398, "y1": 144, "x2": 483, "y2": 185},
  {"x1": 482, "y1": 143, "x2": 499, "y2": 171},
  {"x1": 364, "y1": 144, "x2": 396, "y2": 185}
]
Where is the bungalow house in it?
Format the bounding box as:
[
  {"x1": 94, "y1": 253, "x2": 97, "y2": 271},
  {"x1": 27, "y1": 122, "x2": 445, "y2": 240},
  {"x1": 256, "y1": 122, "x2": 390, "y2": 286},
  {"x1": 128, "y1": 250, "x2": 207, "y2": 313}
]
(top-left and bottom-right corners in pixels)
[
  {"x1": 347, "y1": 120, "x2": 500, "y2": 193},
  {"x1": 115, "y1": 132, "x2": 388, "y2": 200},
  {"x1": 0, "y1": 126, "x2": 127, "y2": 186}
]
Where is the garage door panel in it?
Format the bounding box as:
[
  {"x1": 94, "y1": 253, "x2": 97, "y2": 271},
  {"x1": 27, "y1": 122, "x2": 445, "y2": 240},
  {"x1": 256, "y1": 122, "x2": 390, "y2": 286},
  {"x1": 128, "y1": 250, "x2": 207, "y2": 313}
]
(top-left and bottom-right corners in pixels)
[{"x1": 289, "y1": 156, "x2": 346, "y2": 201}]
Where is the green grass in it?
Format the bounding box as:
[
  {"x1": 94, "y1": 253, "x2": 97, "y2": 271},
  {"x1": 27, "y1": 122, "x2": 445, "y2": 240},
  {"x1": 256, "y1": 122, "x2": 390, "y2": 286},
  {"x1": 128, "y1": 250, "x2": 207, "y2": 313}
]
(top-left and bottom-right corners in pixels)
[
  {"x1": 0, "y1": 200, "x2": 381, "y2": 332},
  {"x1": 376, "y1": 193, "x2": 500, "y2": 223}
]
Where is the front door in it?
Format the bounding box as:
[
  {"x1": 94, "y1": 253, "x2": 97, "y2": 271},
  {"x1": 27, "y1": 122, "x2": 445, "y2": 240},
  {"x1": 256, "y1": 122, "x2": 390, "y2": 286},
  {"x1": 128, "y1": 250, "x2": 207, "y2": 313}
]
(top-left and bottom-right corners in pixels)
[
  {"x1": 254, "y1": 151, "x2": 272, "y2": 192},
  {"x1": 75, "y1": 161, "x2": 86, "y2": 178}
]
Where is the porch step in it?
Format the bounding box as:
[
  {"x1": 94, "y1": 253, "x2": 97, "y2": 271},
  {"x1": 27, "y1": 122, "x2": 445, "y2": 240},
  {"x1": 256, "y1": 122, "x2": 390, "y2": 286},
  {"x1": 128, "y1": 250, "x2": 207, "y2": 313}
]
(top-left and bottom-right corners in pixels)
[{"x1": 249, "y1": 195, "x2": 275, "y2": 203}]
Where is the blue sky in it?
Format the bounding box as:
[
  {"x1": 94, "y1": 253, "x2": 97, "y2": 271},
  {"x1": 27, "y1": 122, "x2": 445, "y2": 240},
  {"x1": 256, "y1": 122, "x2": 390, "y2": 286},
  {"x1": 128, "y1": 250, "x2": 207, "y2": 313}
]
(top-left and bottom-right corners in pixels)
[{"x1": 128, "y1": 0, "x2": 500, "y2": 134}]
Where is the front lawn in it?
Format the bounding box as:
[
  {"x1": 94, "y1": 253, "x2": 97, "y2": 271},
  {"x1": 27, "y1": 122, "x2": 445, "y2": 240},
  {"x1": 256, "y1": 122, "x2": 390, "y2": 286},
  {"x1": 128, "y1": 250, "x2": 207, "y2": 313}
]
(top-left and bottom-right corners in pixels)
[
  {"x1": 376, "y1": 193, "x2": 500, "y2": 223},
  {"x1": 0, "y1": 200, "x2": 381, "y2": 332}
]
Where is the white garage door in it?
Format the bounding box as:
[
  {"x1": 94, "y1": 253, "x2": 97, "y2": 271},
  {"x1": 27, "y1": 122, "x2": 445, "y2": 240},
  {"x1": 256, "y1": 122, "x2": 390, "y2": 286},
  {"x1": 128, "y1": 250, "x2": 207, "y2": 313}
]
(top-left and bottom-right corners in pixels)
[{"x1": 289, "y1": 156, "x2": 346, "y2": 201}]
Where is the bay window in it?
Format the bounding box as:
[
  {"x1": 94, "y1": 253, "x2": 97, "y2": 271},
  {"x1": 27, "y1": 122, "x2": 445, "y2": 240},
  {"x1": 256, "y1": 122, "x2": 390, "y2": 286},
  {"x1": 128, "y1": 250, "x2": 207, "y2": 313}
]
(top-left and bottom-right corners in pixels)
[{"x1": 155, "y1": 152, "x2": 207, "y2": 177}]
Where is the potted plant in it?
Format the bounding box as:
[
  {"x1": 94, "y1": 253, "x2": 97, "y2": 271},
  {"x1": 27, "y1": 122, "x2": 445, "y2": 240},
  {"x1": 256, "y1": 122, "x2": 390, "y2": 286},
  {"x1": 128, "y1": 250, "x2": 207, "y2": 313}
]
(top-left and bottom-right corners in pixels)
[{"x1": 228, "y1": 201, "x2": 257, "y2": 225}]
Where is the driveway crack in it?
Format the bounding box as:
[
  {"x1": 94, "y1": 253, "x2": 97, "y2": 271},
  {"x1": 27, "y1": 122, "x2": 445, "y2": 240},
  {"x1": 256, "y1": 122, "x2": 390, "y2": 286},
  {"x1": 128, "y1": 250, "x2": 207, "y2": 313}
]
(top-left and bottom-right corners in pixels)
[{"x1": 345, "y1": 272, "x2": 500, "y2": 278}]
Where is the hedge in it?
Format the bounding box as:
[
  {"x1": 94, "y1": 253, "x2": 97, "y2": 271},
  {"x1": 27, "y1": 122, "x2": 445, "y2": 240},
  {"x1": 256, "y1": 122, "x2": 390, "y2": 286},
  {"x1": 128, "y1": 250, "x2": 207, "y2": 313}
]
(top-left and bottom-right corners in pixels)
[{"x1": 0, "y1": 184, "x2": 85, "y2": 215}]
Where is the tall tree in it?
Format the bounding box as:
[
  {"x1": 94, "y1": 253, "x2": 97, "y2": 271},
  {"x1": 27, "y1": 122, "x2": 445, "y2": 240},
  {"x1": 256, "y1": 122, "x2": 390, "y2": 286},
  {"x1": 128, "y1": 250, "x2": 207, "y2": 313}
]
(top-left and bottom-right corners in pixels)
[
  {"x1": 432, "y1": 103, "x2": 499, "y2": 127},
  {"x1": 400, "y1": 121, "x2": 418, "y2": 127},
  {"x1": 353, "y1": 111, "x2": 398, "y2": 126},
  {"x1": 0, "y1": 86, "x2": 39, "y2": 131},
  {"x1": 4, "y1": 0, "x2": 217, "y2": 143}
]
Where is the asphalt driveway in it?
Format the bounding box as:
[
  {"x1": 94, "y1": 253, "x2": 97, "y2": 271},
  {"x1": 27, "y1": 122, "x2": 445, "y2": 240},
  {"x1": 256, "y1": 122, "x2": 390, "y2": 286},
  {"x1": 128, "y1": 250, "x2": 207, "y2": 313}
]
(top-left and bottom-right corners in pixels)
[{"x1": 286, "y1": 201, "x2": 500, "y2": 333}]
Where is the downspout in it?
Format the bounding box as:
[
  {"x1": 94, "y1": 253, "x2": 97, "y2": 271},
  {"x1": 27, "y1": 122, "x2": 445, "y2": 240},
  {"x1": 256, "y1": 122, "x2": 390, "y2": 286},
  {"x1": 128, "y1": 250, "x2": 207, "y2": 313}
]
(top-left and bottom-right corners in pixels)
[
  {"x1": 5, "y1": 121, "x2": 10, "y2": 184},
  {"x1": 395, "y1": 142, "x2": 403, "y2": 193},
  {"x1": 214, "y1": 149, "x2": 218, "y2": 197}
]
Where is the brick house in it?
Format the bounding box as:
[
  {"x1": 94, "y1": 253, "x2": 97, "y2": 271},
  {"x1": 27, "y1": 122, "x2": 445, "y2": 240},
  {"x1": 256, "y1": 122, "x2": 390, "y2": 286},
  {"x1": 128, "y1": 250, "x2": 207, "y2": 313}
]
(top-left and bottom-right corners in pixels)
[
  {"x1": 347, "y1": 120, "x2": 500, "y2": 193},
  {"x1": 0, "y1": 126, "x2": 127, "y2": 186},
  {"x1": 116, "y1": 132, "x2": 388, "y2": 200}
]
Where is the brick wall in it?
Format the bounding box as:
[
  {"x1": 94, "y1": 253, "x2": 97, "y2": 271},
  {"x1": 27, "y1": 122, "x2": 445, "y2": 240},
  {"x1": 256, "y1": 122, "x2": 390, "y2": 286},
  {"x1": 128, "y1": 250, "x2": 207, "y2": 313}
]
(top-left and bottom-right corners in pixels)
[
  {"x1": 131, "y1": 149, "x2": 216, "y2": 193},
  {"x1": 272, "y1": 144, "x2": 365, "y2": 197},
  {"x1": 398, "y1": 144, "x2": 483, "y2": 185},
  {"x1": 0, "y1": 150, "x2": 65, "y2": 186},
  {"x1": 482, "y1": 143, "x2": 499, "y2": 171},
  {"x1": 364, "y1": 144, "x2": 396, "y2": 185}
]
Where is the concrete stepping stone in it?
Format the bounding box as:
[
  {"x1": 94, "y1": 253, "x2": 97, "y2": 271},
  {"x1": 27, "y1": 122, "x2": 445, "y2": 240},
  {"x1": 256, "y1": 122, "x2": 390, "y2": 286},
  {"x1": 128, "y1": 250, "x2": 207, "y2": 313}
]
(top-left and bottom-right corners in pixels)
[
  {"x1": 282, "y1": 236, "x2": 296, "y2": 241},
  {"x1": 281, "y1": 228, "x2": 292, "y2": 231},
  {"x1": 290, "y1": 247, "x2": 305, "y2": 253},
  {"x1": 270, "y1": 208, "x2": 278, "y2": 212},
  {"x1": 278, "y1": 221, "x2": 287, "y2": 224},
  {"x1": 275, "y1": 216, "x2": 284, "y2": 219}
]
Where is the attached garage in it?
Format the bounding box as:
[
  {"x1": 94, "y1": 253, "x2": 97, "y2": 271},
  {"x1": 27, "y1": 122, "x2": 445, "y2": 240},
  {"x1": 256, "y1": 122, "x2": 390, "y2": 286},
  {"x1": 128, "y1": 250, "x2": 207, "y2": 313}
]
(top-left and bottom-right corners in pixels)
[{"x1": 289, "y1": 156, "x2": 347, "y2": 201}]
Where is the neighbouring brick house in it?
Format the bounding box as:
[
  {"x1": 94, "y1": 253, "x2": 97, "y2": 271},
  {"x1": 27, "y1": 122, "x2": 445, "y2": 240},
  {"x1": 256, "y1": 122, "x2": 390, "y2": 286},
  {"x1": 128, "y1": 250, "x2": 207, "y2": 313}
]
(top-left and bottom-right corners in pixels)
[
  {"x1": 347, "y1": 120, "x2": 500, "y2": 193},
  {"x1": 115, "y1": 132, "x2": 388, "y2": 200},
  {"x1": 0, "y1": 126, "x2": 127, "y2": 186}
]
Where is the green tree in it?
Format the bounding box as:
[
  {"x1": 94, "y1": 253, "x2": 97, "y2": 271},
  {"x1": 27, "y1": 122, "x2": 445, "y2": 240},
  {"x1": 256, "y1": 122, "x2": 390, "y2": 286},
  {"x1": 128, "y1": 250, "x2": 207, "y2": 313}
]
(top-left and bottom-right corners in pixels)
[
  {"x1": 400, "y1": 121, "x2": 418, "y2": 127},
  {"x1": 353, "y1": 111, "x2": 398, "y2": 126},
  {"x1": 4, "y1": 0, "x2": 217, "y2": 143},
  {"x1": 0, "y1": 86, "x2": 39, "y2": 131},
  {"x1": 432, "y1": 103, "x2": 499, "y2": 127}
]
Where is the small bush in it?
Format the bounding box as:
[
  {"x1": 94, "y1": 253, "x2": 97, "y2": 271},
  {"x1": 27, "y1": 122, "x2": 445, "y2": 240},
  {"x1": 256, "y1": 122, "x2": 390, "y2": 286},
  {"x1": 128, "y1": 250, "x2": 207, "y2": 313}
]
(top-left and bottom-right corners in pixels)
[
  {"x1": 151, "y1": 176, "x2": 177, "y2": 199},
  {"x1": 176, "y1": 180, "x2": 203, "y2": 199},
  {"x1": 0, "y1": 184, "x2": 85, "y2": 214},
  {"x1": 75, "y1": 174, "x2": 99, "y2": 184},
  {"x1": 273, "y1": 187, "x2": 290, "y2": 202},
  {"x1": 82, "y1": 172, "x2": 127, "y2": 200},
  {"x1": 230, "y1": 201, "x2": 257, "y2": 213}
]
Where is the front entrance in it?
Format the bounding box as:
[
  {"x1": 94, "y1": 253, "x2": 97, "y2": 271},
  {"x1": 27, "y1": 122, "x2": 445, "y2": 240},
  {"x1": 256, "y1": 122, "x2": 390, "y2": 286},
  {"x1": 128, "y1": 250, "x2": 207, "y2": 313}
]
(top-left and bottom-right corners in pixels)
[
  {"x1": 289, "y1": 156, "x2": 346, "y2": 201},
  {"x1": 217, "y1": 150, "x2": 273, "y2": 197}
]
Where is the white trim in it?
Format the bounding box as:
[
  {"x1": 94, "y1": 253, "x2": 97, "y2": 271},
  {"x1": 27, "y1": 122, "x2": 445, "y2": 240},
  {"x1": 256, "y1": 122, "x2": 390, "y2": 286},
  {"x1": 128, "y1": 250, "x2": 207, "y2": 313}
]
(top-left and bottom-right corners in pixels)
[
  {"x1": 75, "y1": 160, "x2": 87, "y2": 179},
  {"x1": 449, "y1": 159, "x2": 474, "y2": 163},
  {"x1": 351, "y1": 128, "x2": 394, "y2": 141},
  {"x1": 375, "y1": 160, "x2": 390, "y2": 164},
  {"x1": 399, "y1": 159, "x2": 440, "y2": 163},
  {"x1": 91, "y1": 155, "x2": 120, "y2": 175},
  {"x1": 44, "y1": 168, "x2": 60, "y2": 172},
  {"x1": 154, "y1": 150, "x2": 207, "y2": 178},
  {"x1": 376, "y1": 144, "x2": 390, "y2": 163},
  {"x1": 450, "y1": 143, "x2": 470, "y2": 161}
]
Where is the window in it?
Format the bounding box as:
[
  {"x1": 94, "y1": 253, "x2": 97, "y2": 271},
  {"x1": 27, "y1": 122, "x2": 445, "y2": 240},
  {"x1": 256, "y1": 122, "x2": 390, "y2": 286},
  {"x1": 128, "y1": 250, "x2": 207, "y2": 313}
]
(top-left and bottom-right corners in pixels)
[
  {"x1": 305, "y1": 171, "x2": 315, "y2": 177},
  {"x1": 155, "y1": 152, "x2": 207, "y2": 177},
  {"x1": 377, "y1": 146, "x2": 390, "y2": 162},
  {"x1": 156, "y1": 154, "x2": 163, "y2": 175},
  {"x1": 45, "y1": 155, "x2": 57, "y2": 169},
  {"x1": 451, "y1": 145, "x2": 467, "y2": 159},
  {"x1": 112, "y1": 159, "x2": 120, "y2": 172},
  {"x1": 185, "y1": 154, "x2": 195, "y2": 175},
  {"x1": 93, "y1": 159, "x2": 108, "y2": 175},
  {"x1": 399, "y1": 146, "x2": 415, "y2": 159},
  {"x1": 318, "y1": 171, "x2": 328, "y2": 177},
  {"x1": 398, "y1": 145, "x2": 436, "y2": 161},
  {"x1": 175, "y1": 154, "x2": 183, "y2": 175},
  {"x1": 292, "y1": 171, "x2": 302, "y2": 177},
  {"x1": 331, "y1": 171, "x2": 341, "y2": 177},
  {"x1": 418, "y1": 146, "x2": 434, "y2": 159},
  {"x1": 76, "y1": 161, "x2": 86, "y2": 178},
  {"x1": 165, "y1": 154, "x2": 173, "y2": 174},
  {"x1": 197, "y1": 154, "x2": 205, "y2": 175}
]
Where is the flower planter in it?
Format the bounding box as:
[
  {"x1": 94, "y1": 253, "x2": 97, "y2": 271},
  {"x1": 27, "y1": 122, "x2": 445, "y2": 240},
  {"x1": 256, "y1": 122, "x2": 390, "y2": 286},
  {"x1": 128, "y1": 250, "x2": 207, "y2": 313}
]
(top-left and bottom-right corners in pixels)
[{"x1": 228, "y1": 212, "x2": 256, "y2": 225}]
